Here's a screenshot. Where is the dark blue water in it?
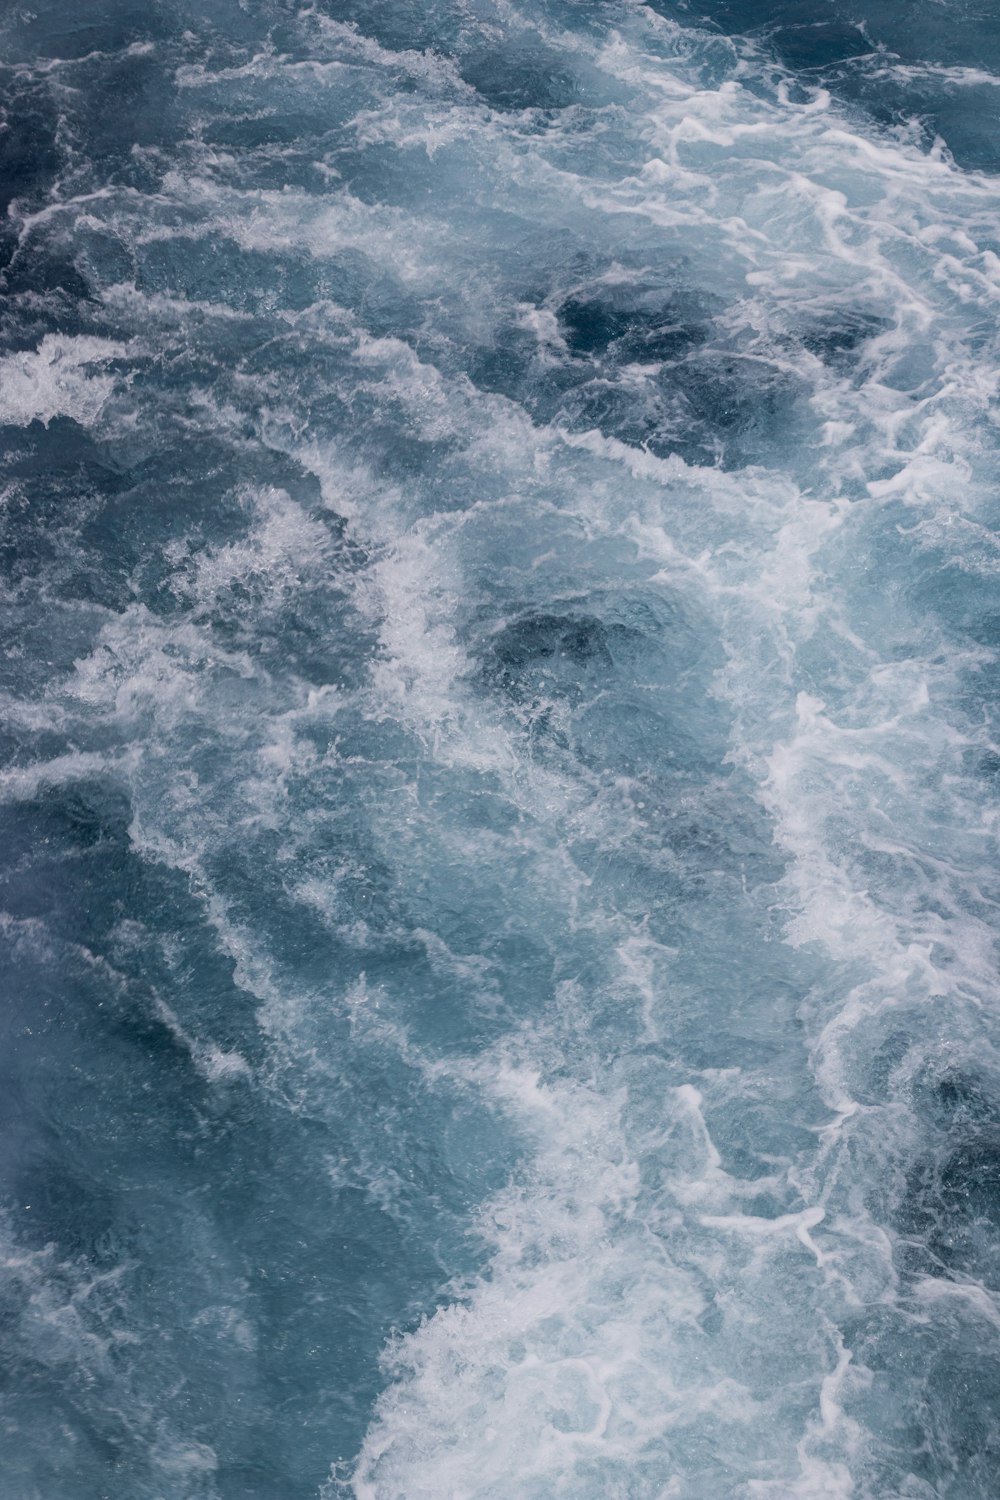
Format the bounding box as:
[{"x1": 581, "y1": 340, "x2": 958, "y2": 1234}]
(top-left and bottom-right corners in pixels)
[{"x1": 2, "y1": 2, "x2": 1000, "y2": 1496}]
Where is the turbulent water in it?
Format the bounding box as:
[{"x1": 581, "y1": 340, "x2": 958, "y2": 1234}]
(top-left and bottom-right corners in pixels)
[{"x1": 3, "y1": 1, "x2": 1000, "y2": 1496}]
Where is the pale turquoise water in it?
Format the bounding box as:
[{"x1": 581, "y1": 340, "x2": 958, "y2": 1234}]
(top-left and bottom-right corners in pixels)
[{"x1": 2, "y1": 2, "x2": 1000, "y2": 1496}]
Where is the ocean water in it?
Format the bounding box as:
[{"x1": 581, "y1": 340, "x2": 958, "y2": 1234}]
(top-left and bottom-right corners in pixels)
[{"x1": 2, "y1": 0, "x2": 1000, "y2": 1496}]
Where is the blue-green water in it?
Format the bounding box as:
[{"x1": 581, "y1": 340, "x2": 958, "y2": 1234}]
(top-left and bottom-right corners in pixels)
[{"x1": 2, "y1": 2, "x2": 1000, "y2": 1496}]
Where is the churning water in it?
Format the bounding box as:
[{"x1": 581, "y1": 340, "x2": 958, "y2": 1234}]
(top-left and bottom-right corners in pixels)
[{"x1": 2, "y1": 1, "x2": 1000, "y2": 1496}]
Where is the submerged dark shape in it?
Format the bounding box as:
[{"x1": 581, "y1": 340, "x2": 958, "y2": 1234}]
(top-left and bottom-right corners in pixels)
[
  {"x1": 799, "y1": 309, "x2": 889, "y2": 364},
  {"x1": 481, "y1": 611, "x2": 641, "y2": 706},
  {"x1": 894, "y1": 1069, "x2": 1000, "y2": 1286},
  {"x1": 461, "y1": 45, "x2": 579, "y2": 111},
  {"x1": 490, "y1": 611, "x2": 614, "y2": 670},
  {"x1": 556, "y1": 285, "x2": 708, "y2": 363}
]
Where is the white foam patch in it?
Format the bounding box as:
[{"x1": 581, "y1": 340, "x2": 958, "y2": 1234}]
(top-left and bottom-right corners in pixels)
[
  {"x1": 334, "y1": 1043, "x2": 862, "y2": 1500},
  {"x1": 0, "y1": 335, "x2": 126, "y2": 428},
  {"x1": 0, "y1": 748, "x2": 135, "y2": 802}
]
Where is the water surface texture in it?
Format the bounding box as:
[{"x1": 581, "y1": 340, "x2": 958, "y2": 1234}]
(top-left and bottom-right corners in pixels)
[{"x1": 2, "y1": 1, "x2": 1000, "y2": 1497}]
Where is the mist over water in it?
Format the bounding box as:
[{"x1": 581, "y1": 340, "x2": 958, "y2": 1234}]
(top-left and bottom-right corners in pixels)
[{"x1": 2, "y1": 1, "x2": 1000, "y2": 1496}]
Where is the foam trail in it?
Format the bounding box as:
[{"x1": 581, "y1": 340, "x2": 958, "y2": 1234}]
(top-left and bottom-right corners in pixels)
[{"x1": 1, "y1": 0, "x2": 1000, "y2": 1497}]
